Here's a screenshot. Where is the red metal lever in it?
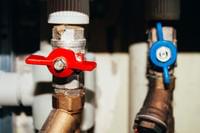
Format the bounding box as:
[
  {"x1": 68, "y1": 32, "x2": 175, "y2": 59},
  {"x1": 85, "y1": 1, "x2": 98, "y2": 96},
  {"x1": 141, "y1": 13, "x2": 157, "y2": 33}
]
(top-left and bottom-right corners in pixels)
[{"x1": 26, "y1": 48, "x2": 96, "y2": 77}]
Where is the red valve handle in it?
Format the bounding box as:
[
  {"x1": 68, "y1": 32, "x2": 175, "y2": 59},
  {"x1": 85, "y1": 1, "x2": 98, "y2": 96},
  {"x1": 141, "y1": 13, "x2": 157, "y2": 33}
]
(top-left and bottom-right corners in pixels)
[{"x1": 25, "y1": 48, "x2": 96, "y2": 78}]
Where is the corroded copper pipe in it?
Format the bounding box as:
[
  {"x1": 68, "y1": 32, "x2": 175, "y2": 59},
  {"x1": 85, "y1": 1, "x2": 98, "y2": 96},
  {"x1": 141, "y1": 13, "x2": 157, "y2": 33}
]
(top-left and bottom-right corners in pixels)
[{"x1": 134, "y1": 73, "x2": 175, "y2": 133}]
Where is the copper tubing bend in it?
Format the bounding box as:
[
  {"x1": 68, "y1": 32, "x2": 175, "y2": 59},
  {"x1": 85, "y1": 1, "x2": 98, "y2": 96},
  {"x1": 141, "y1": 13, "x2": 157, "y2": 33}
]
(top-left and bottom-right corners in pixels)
[{"x1": 134, "y1": 72, "x2": 175, "y2": 133}]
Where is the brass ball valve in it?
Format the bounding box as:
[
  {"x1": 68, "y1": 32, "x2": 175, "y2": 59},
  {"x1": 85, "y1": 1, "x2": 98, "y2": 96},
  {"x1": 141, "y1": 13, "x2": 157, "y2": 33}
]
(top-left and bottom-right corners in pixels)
[{"x1": 26, "y1": 48, "x2": 96, "y2": 78}]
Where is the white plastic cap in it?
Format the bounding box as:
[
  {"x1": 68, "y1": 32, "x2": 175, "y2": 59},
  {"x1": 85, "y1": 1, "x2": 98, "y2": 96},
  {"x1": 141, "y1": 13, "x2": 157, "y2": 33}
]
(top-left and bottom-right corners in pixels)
[{"x1": 48, "y1": 11, "x2": 89, "y2": 24}]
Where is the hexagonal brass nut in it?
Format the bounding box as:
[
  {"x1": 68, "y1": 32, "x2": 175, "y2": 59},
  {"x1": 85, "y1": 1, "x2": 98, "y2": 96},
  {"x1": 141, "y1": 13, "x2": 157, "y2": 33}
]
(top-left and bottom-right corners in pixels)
[{"x1": 53, "y1": 90, "x2": 85, "y2": 113}]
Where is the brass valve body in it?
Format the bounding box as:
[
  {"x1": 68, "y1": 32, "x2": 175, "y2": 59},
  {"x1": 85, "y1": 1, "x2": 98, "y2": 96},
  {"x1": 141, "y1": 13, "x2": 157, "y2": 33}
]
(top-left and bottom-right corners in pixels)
[{"x1": 40, "y1": 88, "x2": 85, "y2": 133}]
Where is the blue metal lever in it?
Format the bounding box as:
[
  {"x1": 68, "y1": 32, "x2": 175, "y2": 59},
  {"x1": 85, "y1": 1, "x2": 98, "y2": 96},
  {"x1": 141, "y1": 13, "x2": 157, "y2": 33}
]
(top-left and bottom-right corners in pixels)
[{"x1": 149, "y1": 22, "x2": 177, "y2": 84}]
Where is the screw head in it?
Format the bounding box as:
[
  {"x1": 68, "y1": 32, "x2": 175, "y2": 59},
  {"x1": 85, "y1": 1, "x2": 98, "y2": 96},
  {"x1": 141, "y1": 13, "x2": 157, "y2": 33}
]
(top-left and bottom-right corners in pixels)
[
  {"x1": 54, "y1": 58, "x2": 66, "y2": 71},
  {"x1": 156, "y1": 46, "x2": 171, "y2": 62}
]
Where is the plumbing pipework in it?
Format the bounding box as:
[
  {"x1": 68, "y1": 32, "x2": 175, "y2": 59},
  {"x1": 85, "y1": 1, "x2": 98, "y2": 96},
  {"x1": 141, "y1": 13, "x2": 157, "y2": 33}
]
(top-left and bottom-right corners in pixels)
[
  {"x1": 25, "y1": 0, "x2": 96, "y2": 133},
  {"x1": 134, "y1": 22, "x2": 177, "y2": 133},
  {"x1": 133, "y1": 0, "x2": 180, "y2": 132}
]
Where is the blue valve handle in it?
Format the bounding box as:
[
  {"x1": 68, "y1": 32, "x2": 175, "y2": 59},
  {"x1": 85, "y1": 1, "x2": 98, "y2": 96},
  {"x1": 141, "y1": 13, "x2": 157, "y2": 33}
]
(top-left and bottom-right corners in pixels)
[
  {"x1": 157, "y1": 22, "x2": 164, "y2": 41},
  {"x1": 163, "y1": 67, "x2": 170, "y2": 84},
  {"x1": 149, "y1": 22, "x2": 177, "y2": 84}
]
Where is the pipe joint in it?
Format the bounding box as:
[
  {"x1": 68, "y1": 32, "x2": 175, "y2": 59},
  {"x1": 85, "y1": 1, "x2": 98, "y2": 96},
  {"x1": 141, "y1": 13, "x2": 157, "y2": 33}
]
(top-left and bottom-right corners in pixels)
[{"x1": 53, "y1": 88, "x2": 85, "y2": 114}]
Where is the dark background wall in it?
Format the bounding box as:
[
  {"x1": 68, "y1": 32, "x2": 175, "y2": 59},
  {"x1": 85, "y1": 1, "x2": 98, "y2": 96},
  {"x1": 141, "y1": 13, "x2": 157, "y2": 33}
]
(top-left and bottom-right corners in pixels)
[
  {"x1": 0, "y1": 0, "x2": 199, "y2": 54},
  {"x1": 0, "y1": 0, "x2": 40, "y2": 54}
]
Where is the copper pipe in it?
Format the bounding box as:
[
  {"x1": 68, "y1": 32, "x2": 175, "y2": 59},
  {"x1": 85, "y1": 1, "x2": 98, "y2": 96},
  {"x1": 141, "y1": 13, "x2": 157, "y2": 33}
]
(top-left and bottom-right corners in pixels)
[
  {"x1": 40, "y1": 109, "x2": 81, "y2": 133},
  {"x1": 75, "y1": 128, "x2": 81, "y2": 133},
  {"x1": 134, "y1": 73, "x2": 175, "y2": 133},
  {"x1": 40, "y1": 88, "x2": 85, "y2": 133},
  {"x1": 134, "y1": 27, "x2": 176, "y2": 133}
]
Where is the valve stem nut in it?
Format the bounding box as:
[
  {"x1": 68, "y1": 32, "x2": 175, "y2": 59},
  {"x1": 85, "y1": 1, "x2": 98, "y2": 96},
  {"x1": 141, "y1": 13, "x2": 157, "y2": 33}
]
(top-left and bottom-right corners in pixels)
[
  {"x1": 156, "y1": 46, "x2": 171, "y2": 62},
  {"x1": 54, "y1": 58, "x2": 67, "y2": 71}
]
